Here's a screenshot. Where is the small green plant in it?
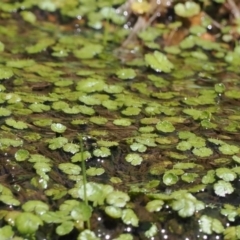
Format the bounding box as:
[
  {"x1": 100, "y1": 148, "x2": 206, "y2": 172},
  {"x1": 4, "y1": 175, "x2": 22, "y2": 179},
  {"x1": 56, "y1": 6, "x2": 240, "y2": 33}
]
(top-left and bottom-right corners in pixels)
[{"x1": 78, "y1": 135, "x2": 91, "y2": 229}]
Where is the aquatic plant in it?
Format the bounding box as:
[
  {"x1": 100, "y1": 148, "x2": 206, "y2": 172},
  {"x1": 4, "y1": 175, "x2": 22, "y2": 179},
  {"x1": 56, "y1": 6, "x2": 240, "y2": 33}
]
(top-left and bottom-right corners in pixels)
[{"x1": 0, "y1": 0, "x2": 240, "y2": 238}]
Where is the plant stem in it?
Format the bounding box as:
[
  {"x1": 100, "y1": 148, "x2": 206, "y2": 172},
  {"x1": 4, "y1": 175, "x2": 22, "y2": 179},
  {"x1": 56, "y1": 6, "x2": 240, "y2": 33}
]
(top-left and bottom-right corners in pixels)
[{"x1": 80, "y1": 135, "x2": 90, "y2": 229}]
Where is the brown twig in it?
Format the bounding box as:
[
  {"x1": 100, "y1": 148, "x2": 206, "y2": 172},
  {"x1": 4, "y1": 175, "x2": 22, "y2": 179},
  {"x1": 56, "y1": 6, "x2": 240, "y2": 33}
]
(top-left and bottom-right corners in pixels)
[{"x1": 227, "y1": 0, "x2": 240, "y2": 19}]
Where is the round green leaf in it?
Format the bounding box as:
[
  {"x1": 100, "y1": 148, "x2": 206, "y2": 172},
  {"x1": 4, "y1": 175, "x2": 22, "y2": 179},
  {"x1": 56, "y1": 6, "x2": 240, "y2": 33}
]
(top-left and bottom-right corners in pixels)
[
  {"x1": 214, "y1": 180, "x2": 234, "y2": 197},
  {"x1": 93, "y1": 147, "x2": 111, "y2": 158},
  {"x1": 5, "y1": 118, "x2": 28, "y2": 129},
  {"x1": 156, "y1": 120, "x2": 175, "y2": 133},
  {"x1": 106, "y1": 191, "x2": 130, "y2": 208},
  {"x1": 219, "y1": 144, "x2": 239, "y2": 155},
  {"x1": 121, "y1": 209, "x2": 139, "y2": 227},
  {"x1": 0, "y1": 225, "x2": 14, "y2": 239},
  {"x1": 58, "y1": 163, "x2": 81, "y2": 175},
  {"x1": 51, "y1": 123, "x2": 67, "y2": 133},
  {"x1": 0, "y1": 67, "x2": 14, "y2": 79},
  {"x1": 145, "y1": 51, "x2": 174, "y2": 73},
  {"x1": 146, "y1": 200, "x2": 164, "y2": 212},
  {"x1": 163, "y1": 172, "x2": 179, "y2": 186},
  {"x1": 199, "y1": 215, "x2": 224, "y2": 234},
  {"x1": 105, "y1": 206, "x2": 122, "y2": 218},
  {"x1": 56, "y1": 221, "x2": 74, "y2": 236},
  {"x1": 78, "y1": 230, "x2": 100, "y2": 240},
  {"x1": 15, "y1": 212, "x2": 43, "y2": 235},
  {"x1": 15, "y1": 149, "x2": 29, "y2": 161},
  {"x1": 0, "y1": 108, "x2": 11, "y2": 116},
  {"x1": 125, "y1": 153, "x2": 143, "y2": 166},
  {"x1": 116, "y1": 68, "x2": 136, "y2": 80},
  {"x1": 22, "y1": 200, "x2": 49, "y2": 215},
  {"x1": 216, "y1": 168, "x2": 237, "y2": 182},
  {"x1": 86, "y1": 167, "x2": 105, "y2": 176},
  {"x1": 174, "y1": 2, "x2": 200, "y2": 17}
]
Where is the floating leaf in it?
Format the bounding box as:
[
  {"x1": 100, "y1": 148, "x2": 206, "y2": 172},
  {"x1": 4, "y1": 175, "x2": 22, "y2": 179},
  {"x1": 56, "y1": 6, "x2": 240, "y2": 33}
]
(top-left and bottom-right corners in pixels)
[
  {"x1": 15, "y1": 212, "x2": 43, "y2": 235},
  {"x1": 7, "y1": 59, "x2": 35, "y2": 68},
  {"x1": 215, "y1": 83, "x2": 225, "y2": 94},
  {"x1": 125, "y1": 153, "x2": 143, "y2": 166},
  {"x1": 71, "y1": 151, "x2": 91, "y2": 162},
  {"x1": 0, "y1": 67, "x2": 14, "y2": 79},
  {"x1": 163, "y1": 172, "x2": 179, "y2": 186},
  {"x1": 174, "y1": 2, "x2": 201, "y2": 17},
  {"x1": 93, "y1": 147, "x2": 111, "y2": 157},
  {"x1": 130, "y1": 142, "x2": 147, "y2": 153},
  {"x1": 199, "y1": 215, "x2": 224, "y2": 234},
  {"x1": 135, "y1": 136, "x2": 157, "y2": 147},
  {"x1": 78, "y1": 105, "x2": 95, "y2": 115},
  {"x1": 113, "y1": 118, "x2": 132, "y2": 126},
  {"x1": 86, "y1": 167, "x2": 105, "y2": 176},
  {"x1": 58, "y1": 163, "x2": 81, "y2": 175},
  {"x1": 145, "y1": 223, "x2": 158, "y2": 238},
  {"x1": 5, "y1": 118, "x2": 28, "y2": 129},
  {"x1": 63, "y1": 143, "x2": 79, "y2": 154},
  {"x1": 76, "y1": 78, "x2": 106, "y2": 93},
  {"x1": 219, "y1": 144, "x2": 239, "y2": 155},
  {"x1": 34, "y1": 161, "x2": 51, "y2": 172},
  {"x1": 71, "y1": 202, "x2": 92, "y2": 221},
  {"x1": 181, "y1": 173, "x2": 198, "y2": 183},
  {"x1": 97, "y1": 140, "x2": 118, "y2": 147},
  {"x1": 105, "y1": 206, "x2": 122, "y2": 219},
  {"x1": 0, "y1": 108, "x2": 11, "y2": 116},
  {"x1": 29, "y1": 103, "x2": 50, "y2": 113},
  {"x1": 113, "y1": 234, "x2": 133, "y2": 240},
  {"x1": 121, "y1": 209, "x2": 139, "y2": 227},
  {"x1": 51, "y1": 123, "x2": 67, "y2": 133},
  {"x1": 221, "y1": 204, "x2": 238, "y2": 222},
  {"x1": 131, "y1": 1, "x2": 151, "y2": 14},
  {"x1": 0, "y1": 41, "x2": 4, "y2": 52},
  {"x1": 0, "y1": 195, "x2": 20, "y2": 206},
  {"x1": 232, "y1": 155, "x2": 240, "y2": 164},
  {"x1": 78, "y1": 182, "x2": 113, "y2": 206},
  {"x1": 214, "y1": 180, "x2": 234, "y2": 197},
  {"x1": 224, "y1": 226, "x2": 240, "y2": 240},
  {"x1": 192, "y1": 147, "x2": 213, "y2": 157},
  {"x1": 106, "y1": 191, "x2": 130, "y2": 208},
  {"x1": 0, "y1": 226, "x2": 14, "y2": 239},
  {"x1": 202, "y1": 170, "x2": 216, "y2": 184},
  {"x1": 183, "y1": 108, "x2": 208, "y2": 120},
  {"x1": 20, "y1": 11, "x2": 36, "y2": 23},
  {"x1": 116, "y1": 68, "x2": 136, "y2": 80},
  {"x1": 33, "y1": 118, "x2": 52, "y2": 127},
  {"x1": 176, "y1": 141, "x2": 192, "y2": 151},
  {"x1": 122, "y1": 107, "x2": 141, "y2": 116},
  {"x1": 173, "y1": 162, "x2": 196, "y2": 170},
  {"x1": 78, "y1": 230, "x2": 100, "y2": 240},
  {"x1": 216, "y1": 168, "x2": 237, "y2": 182},
  {"x1": 56, "y1": 221, "x2": 74, "y2": 236},
  {"x1": 89, "y1": 116, "x2": 108, "y2": 125},
  {"x1": 171, "y1": 193, "x2": 205, "y2": 218},
  {"x1": 22, "y1": 200, "x2": 49, "y2": 215},
  {"x1": 145, "y1": 51, "x2": 174, "y2": 73},
  {"x1": 73, "y1": 44, "x2": 103, "y2": 59},
  {"x1": 15, "y1": 149, "x2": 29, "y2": 161},
  {"x1": 79, "y1": 95, "x2": 101, "y2": 106},
  {"x1": 146, "y1": 200, "x2": 164, "y2": 212},
  {"x1": 156, "y1": 120, "x2": 175, "y2": 133},
  {"x1": 28, "y1": 154, "x2": 51, "y2": 163},
  {"x1": 48, "y1": 137, "x2": 68, "y2": 150}
]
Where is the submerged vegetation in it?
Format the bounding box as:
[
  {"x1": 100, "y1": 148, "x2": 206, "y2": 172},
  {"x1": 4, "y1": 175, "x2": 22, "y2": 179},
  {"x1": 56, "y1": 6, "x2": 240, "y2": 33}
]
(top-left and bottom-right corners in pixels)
[{"x1": 0, "y1": 0, "x2": 240, "y2": 239}]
